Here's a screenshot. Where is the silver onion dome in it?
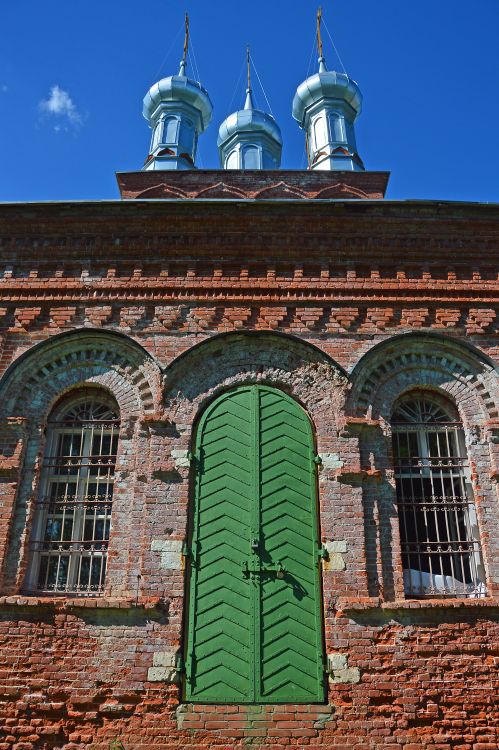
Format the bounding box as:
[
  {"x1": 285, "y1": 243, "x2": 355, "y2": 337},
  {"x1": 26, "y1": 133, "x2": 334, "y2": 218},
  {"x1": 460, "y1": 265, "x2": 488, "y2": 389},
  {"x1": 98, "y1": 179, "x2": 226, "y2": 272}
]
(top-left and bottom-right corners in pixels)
[
  {"x1": 292, "y1": 58, "x2": 362, "y2": 127},
  {"x1": 141, "y1": 15, "x2": 213, "y2": 171},
  {"x1": 218, "y1": 89, "x2": 282, "y2": 147},
  {"x1": 143, "y1": 60, "x2": 213, "y2": 133},
  {"x1": 292, "y1": 54, "x2": 365, "y2": 172},
  {"x1": 217, "y1": 87, "x2": 282, "y2": 170}
]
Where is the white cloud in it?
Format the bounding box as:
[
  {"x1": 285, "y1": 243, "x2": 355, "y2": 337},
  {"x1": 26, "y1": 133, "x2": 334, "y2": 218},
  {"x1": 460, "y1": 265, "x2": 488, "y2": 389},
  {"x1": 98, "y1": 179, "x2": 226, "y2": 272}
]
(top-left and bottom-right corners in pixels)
[
  {"x1": 1, "y1": 84, "x2": 7, "y2": 93},
  {"x1": 39, "y1": 85, "x2": 81, "y2": 126}
]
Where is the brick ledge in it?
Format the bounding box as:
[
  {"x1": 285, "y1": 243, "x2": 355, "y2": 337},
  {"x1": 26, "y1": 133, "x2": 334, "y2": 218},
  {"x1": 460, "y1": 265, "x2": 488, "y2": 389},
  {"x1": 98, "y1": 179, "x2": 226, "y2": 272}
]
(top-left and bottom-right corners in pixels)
[
  {"x1": 337, "y1": 595, "x2": 499, "y2": 613},
  {"x1": 0, "y1": 595, "x2": 164, "y2": 610}
]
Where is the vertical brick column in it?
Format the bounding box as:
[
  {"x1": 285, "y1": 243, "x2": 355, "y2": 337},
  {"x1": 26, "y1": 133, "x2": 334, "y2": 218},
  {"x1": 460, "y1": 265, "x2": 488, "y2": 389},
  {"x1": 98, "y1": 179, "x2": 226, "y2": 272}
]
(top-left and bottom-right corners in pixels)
[{"x1": 0, "y1": 417, "x2": 28, "y2": 588}]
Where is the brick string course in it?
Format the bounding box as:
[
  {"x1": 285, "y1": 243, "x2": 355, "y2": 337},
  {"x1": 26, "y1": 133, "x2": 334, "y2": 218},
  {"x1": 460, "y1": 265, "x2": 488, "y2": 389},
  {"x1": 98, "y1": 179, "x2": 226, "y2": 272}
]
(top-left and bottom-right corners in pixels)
[{"x1": 0, "y1": 196, "x2": 497, "y2": 748}]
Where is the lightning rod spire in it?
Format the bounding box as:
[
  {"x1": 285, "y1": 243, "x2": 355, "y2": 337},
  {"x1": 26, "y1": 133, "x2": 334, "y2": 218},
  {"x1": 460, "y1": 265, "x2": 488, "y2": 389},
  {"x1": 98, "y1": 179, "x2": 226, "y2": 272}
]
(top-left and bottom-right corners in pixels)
[
  {"x1": 316, "y1": 7, "x2": 323, "y2": 59},
  {"x1": 179, "y1": 12, "x2": 189, "y2": 76}
]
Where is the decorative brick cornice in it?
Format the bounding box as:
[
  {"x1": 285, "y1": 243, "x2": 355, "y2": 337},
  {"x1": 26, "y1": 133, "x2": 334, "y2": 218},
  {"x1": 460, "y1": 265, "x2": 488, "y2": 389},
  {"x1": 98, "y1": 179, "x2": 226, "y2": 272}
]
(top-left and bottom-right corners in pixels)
[
  {"x1": 0, "y1": 282, "x2": 497, "y2": 306},
  {"x1": 116, "y1": 169, "x2": 390, "y2": 200},
  {"x1": 1, "y1": 303, "x2": 499, "y2": 337}
]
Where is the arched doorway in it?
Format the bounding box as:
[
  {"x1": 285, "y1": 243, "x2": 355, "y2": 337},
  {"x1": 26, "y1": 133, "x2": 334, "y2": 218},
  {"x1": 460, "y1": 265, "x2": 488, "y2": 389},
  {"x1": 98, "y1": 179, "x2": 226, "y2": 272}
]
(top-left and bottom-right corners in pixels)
[{"x1": 185, "y1": 384, "x2": 325, "y2": 703}]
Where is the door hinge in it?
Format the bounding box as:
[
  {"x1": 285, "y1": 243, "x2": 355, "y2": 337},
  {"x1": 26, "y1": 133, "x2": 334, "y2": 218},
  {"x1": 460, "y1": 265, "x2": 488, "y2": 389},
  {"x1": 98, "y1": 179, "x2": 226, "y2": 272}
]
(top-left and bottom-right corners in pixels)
[
  {"x1": 317, "y1": 545, "x2": 328, "y2": 561},
  {"x1": 181, "y1": 541, "x2": 197, "y2": 566},
  {"x1": 313, "y1": 454, "x2": 322, "y2": 465},
  {"x1": 176, "y1": 654, "x2": 186, "y2": 673},
  {"x1": 187, "y1": 451, "x2": 196, "y2": 463}
]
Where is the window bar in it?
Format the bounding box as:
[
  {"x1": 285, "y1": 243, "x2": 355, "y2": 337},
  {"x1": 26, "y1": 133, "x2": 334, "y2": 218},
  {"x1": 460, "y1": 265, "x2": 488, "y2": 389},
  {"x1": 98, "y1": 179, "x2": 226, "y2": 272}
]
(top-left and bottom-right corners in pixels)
[
  {"x1": 29, "y1": 401, "x2": 119, "y2": 596},
  {"x1": 422, "y1": 430, "x2": 437, "y2": 594},
  {"x1": 392, "y1": 399, "x2": 486, "y2": 599},
  {"x1": 398, "y1": 432, "x2": 411, "y2": 585},
  {"x1": 436, "y1": 429, "x2": 452, "y2": 593}
]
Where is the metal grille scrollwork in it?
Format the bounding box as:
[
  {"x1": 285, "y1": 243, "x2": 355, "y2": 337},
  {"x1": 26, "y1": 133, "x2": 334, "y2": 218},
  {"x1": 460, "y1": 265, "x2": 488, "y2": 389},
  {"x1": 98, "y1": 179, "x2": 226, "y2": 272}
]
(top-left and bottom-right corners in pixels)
[
  {"x1": 392, "y1": 395, "x2": 486, "y2": 599},
  {"x1": 29, "y1": 397, "x2": 119, "y2": 595}
]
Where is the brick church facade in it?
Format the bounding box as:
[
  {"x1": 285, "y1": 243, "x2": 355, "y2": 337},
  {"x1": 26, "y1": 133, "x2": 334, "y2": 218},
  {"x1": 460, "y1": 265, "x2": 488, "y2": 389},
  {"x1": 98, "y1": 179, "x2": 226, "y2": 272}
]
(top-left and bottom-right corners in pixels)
[{"x1": 0, "y1": 21, "x2": 499, "y2": 750}]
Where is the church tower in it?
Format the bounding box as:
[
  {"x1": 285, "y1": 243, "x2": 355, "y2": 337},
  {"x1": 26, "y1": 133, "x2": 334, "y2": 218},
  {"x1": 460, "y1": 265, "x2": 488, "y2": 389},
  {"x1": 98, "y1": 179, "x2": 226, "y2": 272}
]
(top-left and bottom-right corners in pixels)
[
  {"x1": 217, "y1": 49, "x2": 282, "y2": 170},
  {"x1": 292, "y1": 7, "x2": 364, "y2": 171},
  {"x1": 142, "y1": 14, "x2": 213, "y2": 170}
]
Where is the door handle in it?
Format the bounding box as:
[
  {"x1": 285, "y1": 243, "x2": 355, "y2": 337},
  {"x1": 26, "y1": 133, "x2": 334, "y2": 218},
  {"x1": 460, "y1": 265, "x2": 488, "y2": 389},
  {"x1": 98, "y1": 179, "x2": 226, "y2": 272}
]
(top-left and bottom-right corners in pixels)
[
  {"x1": 272, "y1": 561, "x2": 286, "y2": 579},
  {"x1": 242, "y1": 560, "x2": 287, "y2": 578}
]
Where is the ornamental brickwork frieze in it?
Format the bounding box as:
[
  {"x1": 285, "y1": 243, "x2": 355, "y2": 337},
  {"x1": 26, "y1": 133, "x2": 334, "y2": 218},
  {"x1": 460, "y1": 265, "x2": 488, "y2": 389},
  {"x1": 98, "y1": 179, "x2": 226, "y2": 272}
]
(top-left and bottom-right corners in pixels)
[{"x1": 1, "y1": 303, "x2": 499, "y2": 338}]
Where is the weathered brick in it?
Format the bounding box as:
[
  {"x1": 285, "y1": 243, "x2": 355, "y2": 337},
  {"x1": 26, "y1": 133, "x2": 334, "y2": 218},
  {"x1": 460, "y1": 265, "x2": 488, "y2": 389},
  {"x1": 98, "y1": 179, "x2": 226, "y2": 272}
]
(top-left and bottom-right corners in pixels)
[{"x1": 0, "y1": 179, "x2": 496, "y2": 750}]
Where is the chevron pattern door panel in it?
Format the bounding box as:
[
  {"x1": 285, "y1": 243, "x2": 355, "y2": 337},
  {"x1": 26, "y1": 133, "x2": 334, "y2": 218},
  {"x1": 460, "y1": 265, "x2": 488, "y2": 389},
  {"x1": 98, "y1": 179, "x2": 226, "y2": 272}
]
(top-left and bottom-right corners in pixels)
[
  {"x1": 185, "y1": 385, "x2": 325, "y2": 703},
  {"x1": 258, "y1": 388, "x2": 325, "y2": 702},
  {"x1": 185, "y1": 387, "x2": 253, "y2": 702}
]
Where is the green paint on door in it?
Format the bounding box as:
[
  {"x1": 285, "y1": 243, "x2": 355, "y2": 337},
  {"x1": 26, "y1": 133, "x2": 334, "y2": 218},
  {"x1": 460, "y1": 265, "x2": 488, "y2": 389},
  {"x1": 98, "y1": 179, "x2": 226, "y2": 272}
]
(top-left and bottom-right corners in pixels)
[{"x1": 185, "y1": 385, "x2": 325, "y2": 703}]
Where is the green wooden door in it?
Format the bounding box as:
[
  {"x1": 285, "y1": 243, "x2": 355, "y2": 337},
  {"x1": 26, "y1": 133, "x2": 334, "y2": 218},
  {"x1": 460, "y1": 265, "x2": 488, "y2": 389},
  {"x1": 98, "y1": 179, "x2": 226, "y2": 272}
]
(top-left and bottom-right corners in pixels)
[{"x1": 185, "y1": 385, "x2": 325, "y2": 703}]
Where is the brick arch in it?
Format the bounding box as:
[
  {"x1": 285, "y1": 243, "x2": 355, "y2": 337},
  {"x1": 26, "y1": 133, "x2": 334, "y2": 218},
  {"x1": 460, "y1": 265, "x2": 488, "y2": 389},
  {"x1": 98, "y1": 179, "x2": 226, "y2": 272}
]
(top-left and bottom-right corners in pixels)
[
  {"x1": 314, "y1": 183, "x2": 368, "y2": 199},
  {"x1": 195, "y1": 182, "x2": 247, "y2": 199},
  {"x1": 349, "y1": 332, "x2": 498, "y2": 424},
  {"x1": 253, "y1": 182, "x2": 306, "y2": 199},
  {"x1": 0, "y1": 330, "x2": 162, "y2": 594},
  {"x1": 163, "y1": 331, "x2": 348, "y2": 432},
  {"x1": 135, "y1": 183, "x2": 188, "y2": 199},
  {"x1": 0, "y1": 329, "x2": 162, "y2": 421}
]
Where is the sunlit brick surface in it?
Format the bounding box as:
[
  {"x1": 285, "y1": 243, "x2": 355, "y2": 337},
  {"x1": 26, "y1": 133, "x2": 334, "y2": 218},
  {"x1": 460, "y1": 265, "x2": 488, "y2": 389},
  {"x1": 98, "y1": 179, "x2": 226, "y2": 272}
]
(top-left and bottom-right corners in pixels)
[{"x1": 0, "y1": 191, "x2": 498, "y2": 747}]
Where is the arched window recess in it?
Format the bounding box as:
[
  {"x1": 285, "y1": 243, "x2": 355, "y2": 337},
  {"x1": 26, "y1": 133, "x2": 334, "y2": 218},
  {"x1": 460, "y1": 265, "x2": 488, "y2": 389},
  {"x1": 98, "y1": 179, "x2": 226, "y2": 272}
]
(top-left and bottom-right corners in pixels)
[
  {"x1": 391, "y1": 392, "x2": 486, "y2": 599},
  {"x1": 25, "y1": 391, "x2": 120, "y2": 596}
]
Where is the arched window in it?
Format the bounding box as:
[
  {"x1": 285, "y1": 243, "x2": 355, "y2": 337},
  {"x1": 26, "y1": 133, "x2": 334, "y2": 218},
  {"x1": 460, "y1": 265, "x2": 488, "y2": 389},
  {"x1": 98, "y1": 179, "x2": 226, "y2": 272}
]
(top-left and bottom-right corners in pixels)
[
  {"x1": 313, "y1": 116, "x2": 327, "y2": 150},
  {"x1": 151, "y1": 120, "x2": 162, "y2": 151},
  {"x1": 391, "y1": 392, "x2": 486, "y2": 598},
  {"x1": 179, "y1": 118, "x2": 194, "y2": 155},
  {"x1": 162, "y1": 116, "x2": 179, "y2": 144},
  {"x1": 328, "y1": 112, "x2": 346, "y2": 143},
  {"x1": 241, "y1": 145, "x2": 260, "y2": 169},
  {"x1": 225, "y1": 150, "x2": 238, "y2": 169},
  {"x1": 26, "y1": 392, "x2": 120, "y2": 596}
]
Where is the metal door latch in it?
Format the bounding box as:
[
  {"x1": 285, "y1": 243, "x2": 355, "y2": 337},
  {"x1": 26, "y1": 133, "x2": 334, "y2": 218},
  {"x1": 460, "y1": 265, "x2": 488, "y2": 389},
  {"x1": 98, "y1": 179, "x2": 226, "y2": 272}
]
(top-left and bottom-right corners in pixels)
[
  {"x1": 242, "y1": 560, "x2": 287, "y2": 578},
  {"x1": 274, "y1": 561, "x2": 286, "y2": 579}
]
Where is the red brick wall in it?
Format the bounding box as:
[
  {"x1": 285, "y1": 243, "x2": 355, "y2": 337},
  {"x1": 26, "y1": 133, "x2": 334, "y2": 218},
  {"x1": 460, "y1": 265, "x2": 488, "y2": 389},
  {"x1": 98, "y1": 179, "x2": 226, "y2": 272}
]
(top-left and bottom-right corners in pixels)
[
  {"x1": 0, "y1": 197, "x2": 497, "y2": 747},
  {"x1": 0, "y1": 601, "x2": 498, "y2": 748}
]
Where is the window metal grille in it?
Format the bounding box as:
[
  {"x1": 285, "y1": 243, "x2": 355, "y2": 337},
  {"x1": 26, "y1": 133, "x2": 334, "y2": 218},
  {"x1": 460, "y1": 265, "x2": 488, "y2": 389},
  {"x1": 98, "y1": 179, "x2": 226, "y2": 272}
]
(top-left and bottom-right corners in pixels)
[
  {"x1": 27, "y1": 396, "x2": 119, "y2": 595},
  {"x1": 392, "y1": 395, "x2": 486, "y2": 598}
]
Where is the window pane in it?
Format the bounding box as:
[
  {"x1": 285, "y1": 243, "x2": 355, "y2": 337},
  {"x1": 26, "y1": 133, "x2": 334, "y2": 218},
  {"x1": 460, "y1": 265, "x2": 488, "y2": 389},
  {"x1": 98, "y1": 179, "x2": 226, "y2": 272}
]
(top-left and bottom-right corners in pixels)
[
  {"x1": 163, "y1": 117, "x2": 178, "y2": 143},
  {"x1": 29, "y1": 396, "x2": 119, "y2": 596},
  {"x1": 226, "y1": 150, "x2": 238, "y2": 169},
  {"x1": 329, "y1": 113, "x2": 345, "y2": 142},
  {"x1": 313, "y1": 117, "x2": 326, "y2": 149},
  {"x1": 392, "y1": 394, "x2": 485, "y2": 598},
  {"x1": 179, "y1": 120, "x2": 194, "y2": 154},
  {"x1": 242, "y1": 146, "x2": 259, "y2": 169}
]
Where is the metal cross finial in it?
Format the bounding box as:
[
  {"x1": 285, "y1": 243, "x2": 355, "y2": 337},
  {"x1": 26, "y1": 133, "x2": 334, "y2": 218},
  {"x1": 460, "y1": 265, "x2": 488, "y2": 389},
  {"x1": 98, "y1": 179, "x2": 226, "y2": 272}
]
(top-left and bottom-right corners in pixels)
[
  {"x1": 183, "y1": 12, "x2": 190, "y2": 62},
  {"x1": 246, "y1": 45, "x2": 251, "y2": 90},
  {"x1": 316, "y1": 6, "x2": 323, "y2": 59}
]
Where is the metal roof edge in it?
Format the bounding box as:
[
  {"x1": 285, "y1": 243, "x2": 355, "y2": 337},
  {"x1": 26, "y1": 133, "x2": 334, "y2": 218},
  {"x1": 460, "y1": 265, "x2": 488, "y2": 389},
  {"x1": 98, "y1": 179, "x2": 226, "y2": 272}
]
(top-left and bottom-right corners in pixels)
[{"x1": 0, "y1": 197, "x2": 497, "y2": 208}]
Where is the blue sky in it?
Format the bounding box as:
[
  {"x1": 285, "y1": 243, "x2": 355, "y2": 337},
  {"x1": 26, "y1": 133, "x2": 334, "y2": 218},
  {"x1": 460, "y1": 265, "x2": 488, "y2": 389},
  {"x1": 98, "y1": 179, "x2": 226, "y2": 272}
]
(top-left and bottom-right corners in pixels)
[{"x1": 0, "y1": 0, "x2": 497, "y2": 203}]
